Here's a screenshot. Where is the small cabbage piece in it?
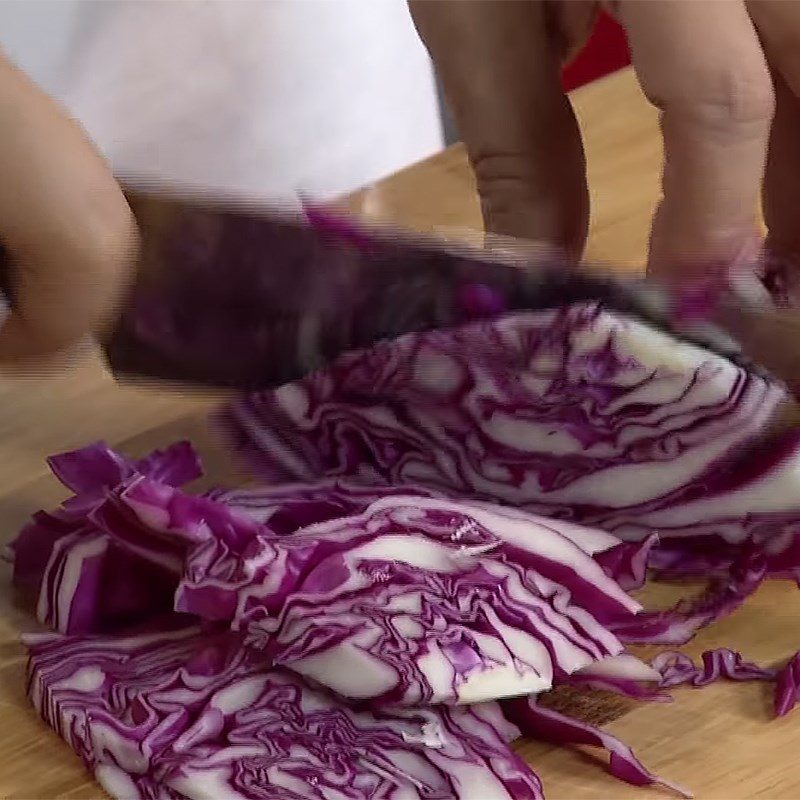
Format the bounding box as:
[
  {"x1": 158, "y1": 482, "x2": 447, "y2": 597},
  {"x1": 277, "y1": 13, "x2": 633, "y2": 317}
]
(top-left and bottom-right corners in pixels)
[
  {"x1": 221, "y1": 305, "x2": 799, "y2": 578},
  {"x1": 49, "y1": 440, "x2": 202, "y2": 498},
  {"x1": 650, "y1": 647, "x2": 800, "y2": 720},
  {"x1": 117, "y1": 479, "x2": 642, "y2": 705},
  {"x1": 775, "y1": 651, "x2": 800, "y2": 717},
  {"x1": 567, "y1": 653, "x2": 668, "y2": 702},
  {"x1": 593, "y1": 534, "x2": 657, "y2": 591},
  {"x1": 651, "y1": 648, "x2": 777, "y2": 688},
  {"x1": 608, "y1": 548, "x2": 766, "y2": 646},
  {"x1": 8, "y1": 442, "x2": 201, "y2": 634},
  {"x1": 503, "y1": 696, "x2": 691, "y2": 798},
  {"x1": 26, "y1": 625, "x2": 543, "y2": 800}
]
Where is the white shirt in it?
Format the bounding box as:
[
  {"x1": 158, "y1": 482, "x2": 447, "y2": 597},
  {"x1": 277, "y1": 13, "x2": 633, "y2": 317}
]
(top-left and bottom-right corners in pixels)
[{"x1": 0, "y1": 0, "x2": 444, "y2": 202}]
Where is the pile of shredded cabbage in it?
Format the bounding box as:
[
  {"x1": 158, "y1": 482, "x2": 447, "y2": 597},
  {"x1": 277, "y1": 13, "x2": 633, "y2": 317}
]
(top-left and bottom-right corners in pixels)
[{"x1": 12, "y1": 303, "x2": 800, "y2": 799}]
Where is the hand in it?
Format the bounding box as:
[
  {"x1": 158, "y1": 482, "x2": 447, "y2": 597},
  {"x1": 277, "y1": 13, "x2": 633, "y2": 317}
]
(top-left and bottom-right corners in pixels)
[
  {"x1": 0, "y1": 52, "x2": 137, "y2": 366},
  {"x1": 410, "y1": 1, "x2": 800, "y2": 288}
]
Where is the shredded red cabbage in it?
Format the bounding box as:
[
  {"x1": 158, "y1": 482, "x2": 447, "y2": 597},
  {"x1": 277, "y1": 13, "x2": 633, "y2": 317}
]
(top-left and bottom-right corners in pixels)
[
  {"x1": 12, "y1": 441, "x2": 678, "y2": 799},
  {"x1": 219, "y1": 305, "x2": 800, "y2": 642},
  {"x1": 651, "y1": 648, "x2": 777, "y2": 688},
  {"x1": 27, "y1": 625, "x2": 544, "y2": 800},
  {"x1": 651, "y1": 646, "x2": 800, "y2": 720},
  {"x1": 503, "y1": 697, "x2": 691, "y2": 798},
  {"x1": 14, "y1": 442, "x2": 645, "y2": 704},
  {"x1": 13, "y1": 297, "x2": 800, "y2": 799},
  {"x1": 219, "y1": 307, "x2": 789, "y2": 560},
  {"x1": 774, "y1": 652, "x2": 800, "y2": 717}
]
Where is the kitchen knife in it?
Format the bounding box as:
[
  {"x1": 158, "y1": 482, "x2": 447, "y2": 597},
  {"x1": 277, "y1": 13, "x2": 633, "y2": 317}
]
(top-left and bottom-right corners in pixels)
[{"x1": 0, "y1": 183, "x2": 794, "y2": 392}]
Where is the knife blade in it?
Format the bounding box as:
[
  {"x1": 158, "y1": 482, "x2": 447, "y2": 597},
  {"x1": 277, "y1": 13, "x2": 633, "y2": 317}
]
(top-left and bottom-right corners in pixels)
[
  {"x1": 0, "y1": 183, "x2": 791, "y2": 392},
  {"x1": 114, "y1": 186, "x2": 753, "y2": 389}
]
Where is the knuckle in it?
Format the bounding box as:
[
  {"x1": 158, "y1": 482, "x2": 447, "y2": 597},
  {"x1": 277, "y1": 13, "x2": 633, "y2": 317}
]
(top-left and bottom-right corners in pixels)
[
  {"x1": 470, "y1": 151, "x2": 543, "y2": 218},
  {"x1": 673, "y1": 62, "x2": 775, "y2": 136},
  {"x1": 472, "y1": 151, "x2": 539, "y2": 192},
  {"x1": 469, "y1": 149, "x2": 589, "y2": 253},
  {"x1": 471, "y1": 153, "x2": 541, "y2": 223}
]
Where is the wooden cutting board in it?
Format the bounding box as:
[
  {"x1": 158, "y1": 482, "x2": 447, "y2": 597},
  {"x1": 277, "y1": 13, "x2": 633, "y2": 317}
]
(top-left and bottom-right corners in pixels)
[{"x1": 1, "y1": 67, "x2": 799, "y2": 799}]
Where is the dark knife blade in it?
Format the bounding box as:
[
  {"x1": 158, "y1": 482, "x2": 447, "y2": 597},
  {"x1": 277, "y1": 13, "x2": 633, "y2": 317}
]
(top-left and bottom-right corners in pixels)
[
  {"x1": 113, "y1": 187, "x2": 731, "y2": 391},
  {"x1": 0, "y1": 185, "x2": 756, "y2": 391}
]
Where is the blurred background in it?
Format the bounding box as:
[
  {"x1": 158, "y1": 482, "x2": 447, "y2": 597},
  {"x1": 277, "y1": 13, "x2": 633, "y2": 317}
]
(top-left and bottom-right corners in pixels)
[
  {"x1": 0, "y1": 0, "x2": 445, "y2": 201},
  {"x1": 0, "y1": 1, "x2": 631, "y2": 203}
]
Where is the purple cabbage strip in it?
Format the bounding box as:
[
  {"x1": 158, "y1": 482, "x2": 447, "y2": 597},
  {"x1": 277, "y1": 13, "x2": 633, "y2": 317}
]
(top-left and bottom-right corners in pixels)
[
  {"x1": 651, "y1": 648, "x2": 777, "y2": 689},
  {"x1": 568, "y1": 654, "x2": 669, "y2": 702},
  {"x1": 504, "y1": 696, "x2": 691, "y2": 798},
  {"x1": 650, "y1": 646, "x2": 800, "y2": 721},
  {"x1": 774, "y1": 651, "x2": 800, "y2": 717},
  {"x1": 302, "y1": 199, "x2": 379, "y2": 253},
  {"x1": 608, "y1": 548, "x2": 766, "y2": 646},
  {"x1": 594, "y1": 534, "x2": 658, "y2": 592}
]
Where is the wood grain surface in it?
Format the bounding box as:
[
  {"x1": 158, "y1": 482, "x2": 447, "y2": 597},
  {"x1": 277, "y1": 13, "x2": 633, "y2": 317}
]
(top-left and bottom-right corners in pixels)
[{"x1": 1, "y1": 67, "x2": 797, "y2": 799}]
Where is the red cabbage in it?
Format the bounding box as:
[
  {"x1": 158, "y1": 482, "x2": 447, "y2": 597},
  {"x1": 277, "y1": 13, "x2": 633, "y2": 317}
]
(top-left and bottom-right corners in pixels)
[
  {"x1": 8, "y1": 441, "x2": 200, "y2": 635},
  {"x1": 608, "y1": 547, "x2": 766, "y2": 645},
  {"x1": 219, "y1": 305, "x2": 800, "y2": 642},
  {"x1": 219, "y1": 306, "x2": 783, "y2": 518},
  {"x1": 774, "y1": 651, "x2": 800, "y2": 717},
  {"x1": 503, "y1": 697, "x2": 691, "y2": 798},
  {"x1": 13, "y1": 441, "x2": 682, "y2": 798},
  {"x1": 20, "y1": 296, "x2": 800, "y2": 797},
  {"x1": 172, "y1": 493, "x2": 642, "y2": 704},
  {"x1": 50, "y1": 440, "x2": 202, "y2": 498},
  {"x1": 27, "y1": 624, "x2": 543, "y2": 800},
  {"x1": 651, "y1": 646, "x2": 800, "y2": 719},
  {"x1": 593, "y1": 533, "x2": 657, "y2": 591},
  {"x1": 18, "y1": 445, "x2": 645, "y2": 706},
  {"x1": 219, "y1": 306, "x2": 792, "y2": 558},
  {"x1": 651, "y1": 648, "x2": 777, "y2": 688}
]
